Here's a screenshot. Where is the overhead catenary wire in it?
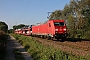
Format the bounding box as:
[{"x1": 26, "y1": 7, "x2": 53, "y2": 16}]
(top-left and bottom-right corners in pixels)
[{"x1": 18, "y1": 0, "x2": 31, "y2": 20}]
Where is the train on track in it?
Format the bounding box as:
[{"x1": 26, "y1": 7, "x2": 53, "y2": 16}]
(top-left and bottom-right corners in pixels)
[{"x1": 14, "y1": 20, "x2": 67, "y2": 40}]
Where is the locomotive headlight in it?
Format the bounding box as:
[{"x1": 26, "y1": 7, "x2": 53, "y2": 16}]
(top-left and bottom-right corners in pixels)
[
  {"x1": 30, "y1": 31, "x2": 32, "y2": 33},
  {"x1": 27, "y1": 31, "x2": 29, "y2": 33},
  {"x1": 23, "y1": 32, "x2": 25, "y2": 34},
  {"x1": 63, "y1": 28, "x2": 66, "y2": 31},
  {"x1": 55, "y1": 29, "x2": 58, "y2": 31}
]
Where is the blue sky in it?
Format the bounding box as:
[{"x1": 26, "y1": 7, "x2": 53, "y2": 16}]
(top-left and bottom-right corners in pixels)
[{"x1": 0, "y1": 0, "x2": 70, "y2": 29}]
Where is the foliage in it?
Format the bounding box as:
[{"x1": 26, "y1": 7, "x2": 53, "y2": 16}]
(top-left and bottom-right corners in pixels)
[
  {"x1": 67, "y1": 15, "x2": 76, "y2": 38},
  {"x1": 13, "y1": 24, "x2": 25, "y2": 30},
  {"x1": 83, "y1": 29, "x2": 90, "y2": 39},
  {"x1": 49, "y1": 10, "x2": 63, "y2": 20},
  {"x1": 0, "y1": 30, "x2": 7, "y2": 60},
  {"x1": 8, "y1": 29, "x2": 14, "y2": 33},
  {"x1": 0, "y1": 30, "x2": 7, "y2": 50},
  {"x1": 0, "y1": 21, "x2": 8, "y2": 33},
  {"x1": 11, "y1": 34, "x2": 90, "y2": 60}
]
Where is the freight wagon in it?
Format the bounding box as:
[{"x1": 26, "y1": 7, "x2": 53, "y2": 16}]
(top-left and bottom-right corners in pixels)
[
  {"x1": 14, "y1": 29, "x2": 23, "y2": 34},
  {"x1": 14, "y1": 25, "x2": 32, "y2": 36},
  {"x1": 22, "y1": 25, "x2": 32, "y2": 36},
  {"x1": 32, "y1": 20, "x2": 67, "y2": 40}
]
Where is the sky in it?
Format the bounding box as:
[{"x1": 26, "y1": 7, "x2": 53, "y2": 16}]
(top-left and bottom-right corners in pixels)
[{"x1": 0, "y1": 0, "x2": 70, "y2": 29}]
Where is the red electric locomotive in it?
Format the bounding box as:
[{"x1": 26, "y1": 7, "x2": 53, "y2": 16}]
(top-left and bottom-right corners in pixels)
[{"x1": 32, "y1": 20, "x2": 67, "y2": 40}]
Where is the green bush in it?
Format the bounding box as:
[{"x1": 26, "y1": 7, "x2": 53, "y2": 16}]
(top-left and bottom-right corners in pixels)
[
  {"x1": 0, "y1": 21, "x2": 8, "y2": 33},
  {"x1": 0, "y1": 30, "x2": 7, "y2": 49},
  {"x1": 83, "y1": 30, "x2": 90, "y2": 40},
  {"x1": 75, "y1": 34, "x2": 81, "y2": 38},
  {"x1": 0, "y1": 30, "x2": 7, "y2": 60}
]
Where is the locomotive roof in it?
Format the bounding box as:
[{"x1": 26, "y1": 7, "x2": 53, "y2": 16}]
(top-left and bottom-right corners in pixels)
[
  {"x1": 49, "y1": 20, "x2": 65, "y2": 22},
  {"x1": 34, "y1": 20, "x2": 65, "y2": 26}
]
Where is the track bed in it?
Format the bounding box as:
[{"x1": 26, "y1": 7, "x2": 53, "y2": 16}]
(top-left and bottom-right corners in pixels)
[{"x1": 33, "y1": 37, "x2": 90, "y2": 56}]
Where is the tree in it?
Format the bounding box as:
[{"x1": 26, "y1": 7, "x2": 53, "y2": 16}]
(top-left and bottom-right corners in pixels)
[
  {"x1": 8, "y1": 29, "x2": 14, "y2": 33},
  {"x1": 13, "y1": 24, "x2": 25, "y2": 30},
  {"x1": 49, "y1": 10, "x2": 63, "y2": 20},
  {"x1": 67, "y1": 15, "x2": 76, "y2": 38},
  {"x1": 0, "y1": 21, "x2": 8, "y2": 33},
  {"x1": 63, "y1": 4, "x2": 71, "y2": 20},
  {"x1": 65, "y1": 0, "x2": 90, "y2": 38}
]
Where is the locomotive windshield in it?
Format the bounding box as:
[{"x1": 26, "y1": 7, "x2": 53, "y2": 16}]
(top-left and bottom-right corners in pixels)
[{"x1": 54, "y1": 22, "x2": 64, "y2": 26}]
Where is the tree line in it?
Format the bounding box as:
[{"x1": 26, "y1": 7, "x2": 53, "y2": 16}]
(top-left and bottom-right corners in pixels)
[
  {"x1": 0, "y1": 21, "x2": 8, "y2": 33},
  {"x1": 49, "y1": 0, "x2": 90, "y2": 39}
]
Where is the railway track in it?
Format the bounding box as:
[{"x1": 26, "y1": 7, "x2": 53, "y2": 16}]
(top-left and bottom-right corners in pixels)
[{"x1": 32, "y1": 37, "x2": 90, "y2": 56}]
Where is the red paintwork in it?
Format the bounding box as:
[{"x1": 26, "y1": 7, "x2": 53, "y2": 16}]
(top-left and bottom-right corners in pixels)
[
  {"x1": 32, "y1": 20, "x2": 67, "y2": 38},
  {"x1": 23, "y1": 28, "x2": 31, "y2": 36},
  {"x1": 14, "y1": 29, "x2": 22, "y2": 34},
  {"x1": 14, "y1": 20, "x2": 67, "y2": 39},
  {"x1": 14, "y1": 28, "x2": 31, "y2": 36},
  {"x1": 14, "y1": 30, "x2": 18, "y2": 34}
]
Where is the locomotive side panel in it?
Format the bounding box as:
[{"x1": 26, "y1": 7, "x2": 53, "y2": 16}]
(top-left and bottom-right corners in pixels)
[
  {"x1": 32, "y1": 25, "x2": 40, "y2": 35},
  {"x1": 40, "y1": 23, "x2": 48, "y2": 35},
  {"x1": 47, "y1": 20, "x2": 55, "y2": 37}
]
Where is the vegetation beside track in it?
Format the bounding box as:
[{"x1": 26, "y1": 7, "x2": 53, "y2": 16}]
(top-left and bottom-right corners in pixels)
[
  {"x1": 0, "y1": 30, "x2": 8, "y2": 60},
  {"x1": 11, "y1": 34, "x2": 90, "y2": 60},
  {"x1": 0, "y1": 21, "x2": 8, "y2": 60}
]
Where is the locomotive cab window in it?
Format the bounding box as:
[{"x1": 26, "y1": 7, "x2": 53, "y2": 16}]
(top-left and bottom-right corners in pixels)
[{"x1": 54, "y1": 22, "x2": 64, "y2": 26}]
